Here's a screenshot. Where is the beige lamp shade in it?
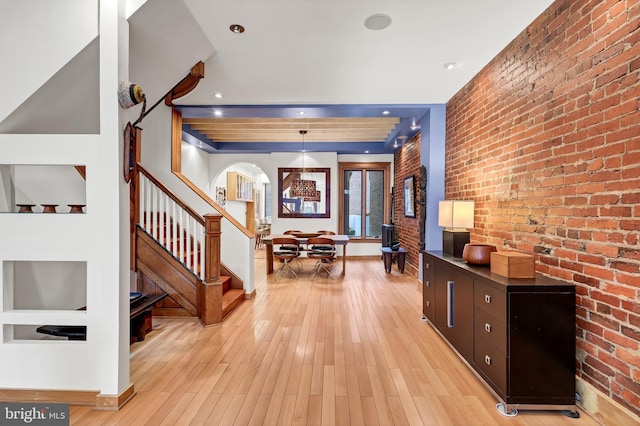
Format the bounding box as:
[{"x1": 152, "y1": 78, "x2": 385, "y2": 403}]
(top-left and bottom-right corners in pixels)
[{"x1": 438, "y1": 200, "x2": 474, "y2": 230}]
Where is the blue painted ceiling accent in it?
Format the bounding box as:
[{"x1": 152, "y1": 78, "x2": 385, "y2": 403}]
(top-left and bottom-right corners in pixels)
[{"x1": 175, "y1": 104, "x2": 435, "y2": 154}]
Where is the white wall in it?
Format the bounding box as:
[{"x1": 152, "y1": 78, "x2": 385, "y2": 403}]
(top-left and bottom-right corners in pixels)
[
  {"x1": 0, "y1": 0, "x2": 99, "y2": 122},
  {"x1": 181, "y1": 141, "x2": 210, "y2": 194},
  {"x1": 0, "y1": 1, "x2": 130, "y2": 397},
  {"x1": 141, "y1": 108, "x2": 254, "y2": 294},
  {"x1": 210, "y1": 162, "x2": 269, "y2": 228},
  {"x1": 207, "y1": 151, "x2": 395, "y2": 256},
  {"x1": 13, "y1": 165, "x2": 86, "y2": 212}
]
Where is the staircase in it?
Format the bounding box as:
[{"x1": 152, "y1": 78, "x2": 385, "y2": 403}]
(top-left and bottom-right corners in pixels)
[{"x1": 134, "y1": 165, "x2": 244, "y2": 325}]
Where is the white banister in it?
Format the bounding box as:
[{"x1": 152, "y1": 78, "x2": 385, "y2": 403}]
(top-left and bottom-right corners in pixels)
[{"x1": 138, "y1": 173, "x2": 205, "y2": 280}]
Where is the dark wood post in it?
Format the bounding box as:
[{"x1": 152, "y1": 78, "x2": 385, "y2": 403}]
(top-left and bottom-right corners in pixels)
[{"x1": 199, "y1": 213, "x2": 223, "y2": 325}]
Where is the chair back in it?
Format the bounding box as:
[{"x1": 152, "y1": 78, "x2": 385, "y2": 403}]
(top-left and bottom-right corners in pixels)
[
  {"x1": 272, "y1": 237, "x2": 300, "y2": 254},
  {"x1": 307, "y1": 237, "x2": 335, "y2": 255},
  {"x1": 317, "y1": 230, "x2": 336, "y2": 235},
  {"x1": 284, "y1": 230, "x2": 301, "y2": 235}
]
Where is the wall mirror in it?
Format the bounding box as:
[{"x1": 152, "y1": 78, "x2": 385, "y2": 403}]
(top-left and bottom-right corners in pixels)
[{"x1": 278, "y1": 167, "x2": 330, "y2": 218}]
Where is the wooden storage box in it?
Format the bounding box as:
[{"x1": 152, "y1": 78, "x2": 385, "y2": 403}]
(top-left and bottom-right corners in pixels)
[{"x1": 490, "y1": 252, "x2": 535, "y2": 278}]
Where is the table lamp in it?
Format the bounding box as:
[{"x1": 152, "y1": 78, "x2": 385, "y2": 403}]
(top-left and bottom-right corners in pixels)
[{"x1": 438, "y1": 200, "x2": 474, "y2": 257}]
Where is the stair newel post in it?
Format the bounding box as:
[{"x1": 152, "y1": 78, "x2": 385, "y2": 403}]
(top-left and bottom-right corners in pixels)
[{"x1": 199, "y1": 213, "x2": 223, "y2": 325}]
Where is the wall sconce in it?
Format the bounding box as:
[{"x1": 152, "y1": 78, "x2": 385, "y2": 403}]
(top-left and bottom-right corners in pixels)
[{"x1": 438, "y1": 200, "x2": 474, "y2": 257}]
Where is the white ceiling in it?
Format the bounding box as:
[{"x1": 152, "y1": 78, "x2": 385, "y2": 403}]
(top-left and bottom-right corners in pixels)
[
  {"x1": 176, "y1": 0, "x2": 554, "y2": 106},
  {"x1": 131, "y1": 0, "x2": 555, "y2": 153}
]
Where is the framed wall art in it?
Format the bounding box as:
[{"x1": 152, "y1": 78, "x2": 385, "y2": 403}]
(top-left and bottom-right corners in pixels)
[{"x1": 403, "y1": 175, "x2": 416, "y2": 218}]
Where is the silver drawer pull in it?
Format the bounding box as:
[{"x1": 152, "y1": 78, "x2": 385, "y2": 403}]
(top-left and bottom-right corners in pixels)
[
  {"x1": 485, "y1": 355, "x2": 492, "y2": 366},
  {"x1": 425, "y1": 280, "x2": 430, "y2": 287},
  {"x1": 426, "y1": 301, "x2": 430, "y2": 307},
  {"x1": 485, "y1": 323, "x2": 492, "y2": 333},
  {"x1": 484, "y1": 294, "x2": 492, "y2": 304},
  {"x1": 425, "y1": 263, "x2": 430, "y2": 269},
  {"x1": 447, "y1": 281, "x2": 455, "y2": 328}
]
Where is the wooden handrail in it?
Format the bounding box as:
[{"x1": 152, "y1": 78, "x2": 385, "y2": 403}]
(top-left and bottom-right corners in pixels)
[
  {"x1": 174, "y1": 172, "x2": 253, "y2": 238},
  {"x1": 137, "y1": 163, "x2": 205, "y2": 226},
  {"x1": 74, "y1": 165, "x2": 86, "y2": 180},
  {"x1": 171, "y1": 108, "x2": 252, "y2": 238}
]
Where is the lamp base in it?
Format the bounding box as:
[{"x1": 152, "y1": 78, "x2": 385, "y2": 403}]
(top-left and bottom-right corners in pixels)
[{"x1": 442, "y1": 230, "x2": 470, "y2": 258}]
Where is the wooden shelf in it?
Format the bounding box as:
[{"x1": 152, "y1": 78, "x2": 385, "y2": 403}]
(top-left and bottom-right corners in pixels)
[{"x1": 227, "y1": 171, "x2": 254, "y2": 202}]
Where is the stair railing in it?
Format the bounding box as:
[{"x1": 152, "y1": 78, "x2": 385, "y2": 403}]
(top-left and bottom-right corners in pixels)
[{"x1": 137, "y1": 165, "x2": 209, "y2": 280}]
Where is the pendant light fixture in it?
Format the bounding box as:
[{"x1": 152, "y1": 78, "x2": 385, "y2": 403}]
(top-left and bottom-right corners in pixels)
[{"x1": 290, "y1": 130, "x2": 320, "y2": 201}]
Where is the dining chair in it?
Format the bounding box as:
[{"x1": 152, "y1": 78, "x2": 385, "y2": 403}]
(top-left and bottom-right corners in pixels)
[
  {"x1": 272, "y1": 237, "x2": 301, "y2": 279},
  {"x1": 311, "y1": 230, "x2": 335, "y2": 252},
  {"x1": 307, "y1": 237, "x2": 336, "y2": 279},
  {"x1": 282, "y1": 229, "x2": 303, "y2": 252}
]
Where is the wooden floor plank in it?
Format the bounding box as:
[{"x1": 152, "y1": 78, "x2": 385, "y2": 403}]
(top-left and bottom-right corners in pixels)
[{"x1": 66, "y1": 257, "x2": 600, "y2": 426}]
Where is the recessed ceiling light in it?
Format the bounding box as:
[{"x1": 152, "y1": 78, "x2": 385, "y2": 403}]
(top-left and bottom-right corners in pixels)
[
  {"x1": 214, "y1": 92, "x2": 222, "y2": 99},
  {"x1": 365, "y1": 150, "x2": 369, "y2": 154},
  {"x1": 382, "y1": 110, "x2": 390, "y2": 115},
  {"x1": 214, "y1": 110, "x2": 222, "y2": 117},
  {"x1": 364, "y1": 14, "x2": 392, "y2": 31},
  {"x1": 444, "y1": 62, "x2": 457, "y2": 70},
  {"x1": 299, "y1": 111, "x2": 305, "y2": 116},
  {"x1": 229, "y1": 24, "x2": 245, "y2": 34}
]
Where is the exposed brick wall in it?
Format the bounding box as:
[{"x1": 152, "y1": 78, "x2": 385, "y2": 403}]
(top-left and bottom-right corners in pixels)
[
  {"x1": 446, "y1": 0, "x2": 640, "y2": 416},
  {"x1": 394, "y1": 133, "x2": 421, "y2": 271}
]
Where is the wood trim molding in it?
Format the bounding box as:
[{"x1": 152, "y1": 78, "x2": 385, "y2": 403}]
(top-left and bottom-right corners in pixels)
[
  {"x1": 0, "y1": 389, "x2": 98, "y2": 406},
  {"x1": 0, "y1": 385, "x2": 137, "y2": 411},
  {"x1": 170, "y1": 108, "x2": 251, "y2": 238},
  {"x1": 338, "y1": 162, "x2": 391, "y2": 239},
  {"x1": 576, "y1": 377, "x2": 640, "y2": 426},
  {"x1": 94, "y1": 383, "x2": 136, "y2": 411},
  {"x1": 74, "y1": 165, "x2": 86, "y2": 180},
  {"x1": 173, "y1": 171, "x2": 252, "y2": 238},
  {"x1": 136, "y1": 228, "x2": 199, "y2": 315},
  {"x1": 164, "y1": 61, "x2": 205, "y2": 106},
  {"x1": 171, "y1": 109, "x2": 182, "y2": 173}
]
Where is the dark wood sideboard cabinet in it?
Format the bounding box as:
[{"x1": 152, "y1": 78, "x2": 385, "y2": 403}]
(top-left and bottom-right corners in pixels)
[{"x1": 422, "y1": 251, "x2": 577, "y2": 416}]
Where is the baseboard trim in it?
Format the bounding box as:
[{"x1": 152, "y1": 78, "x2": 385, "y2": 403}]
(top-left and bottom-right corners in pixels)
[
  {"x1": 244, "y1": 289, "x2": 257, "y2": 300},
  {"x1": 576, "y1": 377, "x2": 640, "y2": 425},
  {"x1": 94, "y1": 383, "x2": 136, "y2": 411},
  {"x1": 0, "y1": 388, "x2": 98, "y2": 406}
]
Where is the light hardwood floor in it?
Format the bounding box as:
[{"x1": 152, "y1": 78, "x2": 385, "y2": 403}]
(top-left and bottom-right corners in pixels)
[{"x1": 70, "y1": 256, "x2": 600, "y2": 425}]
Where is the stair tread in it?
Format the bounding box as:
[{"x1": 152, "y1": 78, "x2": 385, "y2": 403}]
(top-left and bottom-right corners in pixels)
[
  {"x1": 221, "y1": 289, "x2": 244, "y2": 318},
  {"x1": 222, "y1": 289, "x2": 244, "y2": 299}
]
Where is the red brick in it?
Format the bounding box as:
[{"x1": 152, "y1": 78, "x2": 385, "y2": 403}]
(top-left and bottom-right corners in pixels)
[
  {"x1": 615, "y1": 347, "x2": 640, "y2": 369},
  {"x1": 584, "y1": 354, "x2": 616, "y2": 377},
  {"x1": 610, "y1": 261, "x2": 640, "y2": 274},
  {"x1": 598, "y1": 351, "x2": 631, "y2": 376},
  {"x1": 591, "y1": 290, "x2": 621, "y2": 307},
  {"x1": 603, "y1": 282, "x2": 637, "y2": 299},
  {"x1": 621, "y1": 300, "x2": 640, "y2": 315},
  {"x1": 445, "y1": 0, "x2": 640, "y2": 403}
]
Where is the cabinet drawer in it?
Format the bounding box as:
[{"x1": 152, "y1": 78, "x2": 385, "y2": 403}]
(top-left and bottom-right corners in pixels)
[
  {"x1": 474, "y1": 280, "x2": 506, "y2": 318},
  {"x1": 475, "y1": 337, "x2": 507, "y2": 395},
  {"x1": 423, "y1": 281, "x2": 435, "y2": 321},
  {"x1": 423, "y1": 256, "x2": 435, "y2": 280},
  {"x1": 474, "y1": 307, "x2": 506, "y2": 354}
]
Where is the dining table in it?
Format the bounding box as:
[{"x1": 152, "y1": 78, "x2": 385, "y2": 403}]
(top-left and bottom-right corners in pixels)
[{"x1": 262, "y1": 234, "x2": 349, "y2": 276}]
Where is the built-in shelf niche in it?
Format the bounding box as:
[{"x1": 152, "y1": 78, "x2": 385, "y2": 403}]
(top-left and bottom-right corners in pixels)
[
  {"x1": 3, "y1": 324, "x2": 87, "y2": 342},
  {"x1": 226, "y1": 171, "x2": 254, "y2": 202},
  {"x1": 1, "y1": 164, "x2": 87, "y2": 213},
  {"x1": 2, "y1": 261, "x2": 87, "y2": 341}
]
